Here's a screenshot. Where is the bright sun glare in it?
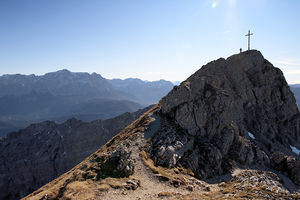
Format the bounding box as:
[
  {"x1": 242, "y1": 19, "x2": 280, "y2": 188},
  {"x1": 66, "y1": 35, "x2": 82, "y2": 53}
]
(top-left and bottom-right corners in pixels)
[{"x1": 212, "y1": 2, "x2": 218, "y2": 8}]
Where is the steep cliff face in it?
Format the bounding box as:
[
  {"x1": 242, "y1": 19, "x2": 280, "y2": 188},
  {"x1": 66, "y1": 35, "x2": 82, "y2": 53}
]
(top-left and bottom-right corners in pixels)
[
  {"x1": 0, "y1": 107, "x2": 147, "y2": 200},
  {"x1": 150, "y1": 50, "x2": 300, "y2": 181}
]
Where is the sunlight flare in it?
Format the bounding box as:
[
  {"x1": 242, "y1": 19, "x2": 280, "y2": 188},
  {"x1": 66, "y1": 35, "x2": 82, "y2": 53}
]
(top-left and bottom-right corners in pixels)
[{"x1": 212, "y1": 2, "x2": 218, "y2": 8}]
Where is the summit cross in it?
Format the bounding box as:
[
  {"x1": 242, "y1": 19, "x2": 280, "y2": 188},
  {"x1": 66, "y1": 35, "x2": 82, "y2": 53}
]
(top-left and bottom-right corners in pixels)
[{"x1": 245, "y1": 30, "x2": 254, "y2": 50}]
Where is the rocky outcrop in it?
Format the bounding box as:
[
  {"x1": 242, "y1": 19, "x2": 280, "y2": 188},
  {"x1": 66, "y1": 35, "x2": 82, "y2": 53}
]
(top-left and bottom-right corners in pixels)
[
  {"x1": 148, "y1": 50, "x2": 300, "y2": 183},
  {"x1": 82, "y1": 145, "x2": 135, "y2": 180},
  {"x1": 271, "y1": 152, "x2": 300, "y2": 185},
  {"x1": 0, "y1": 107, "x2": 148, "y2": 200}
]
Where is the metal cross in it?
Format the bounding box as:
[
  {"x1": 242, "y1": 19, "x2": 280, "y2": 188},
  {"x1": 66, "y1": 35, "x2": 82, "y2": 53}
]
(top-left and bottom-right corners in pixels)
[{"x1": 245, "y1": 30, "x2": 254, "y2": 50}]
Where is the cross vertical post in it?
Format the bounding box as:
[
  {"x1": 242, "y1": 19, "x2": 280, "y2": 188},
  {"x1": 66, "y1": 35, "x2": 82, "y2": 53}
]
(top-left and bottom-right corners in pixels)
[{"x1": 245, "y1": 30, "x2": 254, "y2": 50}]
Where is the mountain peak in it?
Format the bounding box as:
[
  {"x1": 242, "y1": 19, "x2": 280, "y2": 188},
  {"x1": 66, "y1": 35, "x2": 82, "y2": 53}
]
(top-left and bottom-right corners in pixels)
[
  {"x1": 159, "y1": 50, "x2": 299, "y2": 179},
  {"x1": 56, "y1": 69, "x2": 71, "y2": 73},
  {"x1": 24, "y1": 52, "x2": 300, "y2": 199},
  {"x1": 189, "y1": 50, "x2": 265, "y2": 82}
]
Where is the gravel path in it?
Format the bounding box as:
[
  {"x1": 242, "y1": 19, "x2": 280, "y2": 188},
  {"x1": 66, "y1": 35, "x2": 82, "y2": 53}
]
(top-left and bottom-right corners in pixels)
[{"x1": 103, "y1": 114, "x2": 190, "y2": 200}]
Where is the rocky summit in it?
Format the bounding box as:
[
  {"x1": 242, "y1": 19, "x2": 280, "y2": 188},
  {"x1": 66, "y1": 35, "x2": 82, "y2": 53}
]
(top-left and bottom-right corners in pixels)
[
  {"x1": 23, "y1": 51, "x2": 300, "y2": 200},
  {"x1": 155, "y1": 50, "x2": 300, "y2": 180}
]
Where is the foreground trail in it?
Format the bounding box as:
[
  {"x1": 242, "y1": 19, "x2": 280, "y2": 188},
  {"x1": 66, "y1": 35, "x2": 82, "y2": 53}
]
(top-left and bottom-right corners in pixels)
[
  {"x1": 98, "y1": 110, "x2": 220, "y2": 200},
  {"x1": 103, "y1": 115, "x2": 192, "y2": 200}
]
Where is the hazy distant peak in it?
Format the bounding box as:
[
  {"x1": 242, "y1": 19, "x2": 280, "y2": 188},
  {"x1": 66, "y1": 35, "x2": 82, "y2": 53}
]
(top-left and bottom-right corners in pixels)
[
  {"x1": 290, "y1": 84, "x2": 300, "y2": 88},
  {"x1": 173, "y1": 81, "x2": 181, "y2": 85},
  {"x1": 43, "y1": 70, "x2": 68, "y2": 78},
  {"x1": 1, "y1": 73, "x2": 36, "y2": 79},
  {"x1": 42, "y1": 69, "x2": 107, "y2": 81},
  {"x1": 56, "y1": 69, "x2": 71, "y2": 73},
  {"x1": 108, "y1": 78, "x2": 174, "y2": 104},
  {"x1": 91, "y1": 72, "x2": 104, "y2": 78}
]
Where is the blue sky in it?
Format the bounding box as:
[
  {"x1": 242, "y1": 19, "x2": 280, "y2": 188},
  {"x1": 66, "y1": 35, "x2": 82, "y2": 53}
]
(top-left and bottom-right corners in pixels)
[{"x1": 0, "y1": 0, "x2": 299, "y2": 83}]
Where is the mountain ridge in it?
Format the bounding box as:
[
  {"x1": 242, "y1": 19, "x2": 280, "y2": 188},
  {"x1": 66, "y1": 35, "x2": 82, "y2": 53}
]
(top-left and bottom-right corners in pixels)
[{"x1": 23, "y1": 50, "x2": 300, "y2": 200}]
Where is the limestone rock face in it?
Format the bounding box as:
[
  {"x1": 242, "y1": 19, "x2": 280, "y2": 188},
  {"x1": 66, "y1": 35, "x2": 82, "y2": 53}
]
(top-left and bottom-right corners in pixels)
[
  {"x1": 109, "y1": 146, "x2": 134, "y2": 177},
  {"x1": 0, "y1": 108, "x2": 147, "y2": 200},
  {"x1": 150, "y1": 50, "x2": 300, "y2": 182}
]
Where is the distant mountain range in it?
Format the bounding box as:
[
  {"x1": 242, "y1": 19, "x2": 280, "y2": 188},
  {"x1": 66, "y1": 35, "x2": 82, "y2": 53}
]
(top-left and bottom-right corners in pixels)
[
  {"x1": 108, "y1": 78, "x2": 174, "y2": 105},
  {"x1": 0, "y1": 69, "x2": 174, "y2": 136},
  {"x1": 290, "y1": 85, "x2": 300, "y2": 109},
  {"x1": 291, "y1": 84, "x2": 300, "y2": 88}
]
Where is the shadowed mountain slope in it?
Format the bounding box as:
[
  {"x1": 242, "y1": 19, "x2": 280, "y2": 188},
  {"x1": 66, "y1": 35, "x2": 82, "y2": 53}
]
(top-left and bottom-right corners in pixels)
[{"x1": 0, "y1": 107, "x2": 149, "y2": 200}]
